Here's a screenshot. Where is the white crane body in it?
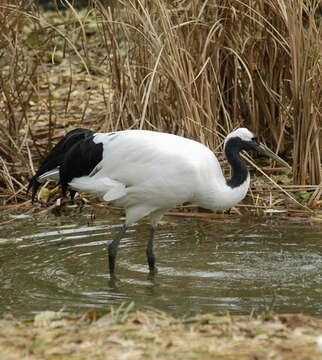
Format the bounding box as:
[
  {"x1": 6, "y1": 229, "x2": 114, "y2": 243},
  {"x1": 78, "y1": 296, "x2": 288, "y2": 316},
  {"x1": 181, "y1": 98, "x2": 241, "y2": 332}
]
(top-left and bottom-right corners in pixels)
[
  {"x1": 67, "y1": 130, "x2": 249, "y2": 225},
  {"x1": 28, "y1": 127, "x2": 288, "y2": 277}
]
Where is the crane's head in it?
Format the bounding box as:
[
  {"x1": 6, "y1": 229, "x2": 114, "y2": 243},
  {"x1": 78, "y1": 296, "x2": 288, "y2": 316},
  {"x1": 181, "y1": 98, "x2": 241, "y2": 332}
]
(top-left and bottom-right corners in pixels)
[{"x1": 224, "y1": 128, "x2": 290, "y2": 168}]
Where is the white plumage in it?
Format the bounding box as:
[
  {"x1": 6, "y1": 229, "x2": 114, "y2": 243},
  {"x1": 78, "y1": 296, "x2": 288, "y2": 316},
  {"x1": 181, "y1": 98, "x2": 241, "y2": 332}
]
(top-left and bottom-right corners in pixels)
[
  {"x1": 69, "y1": 130, "x2": 248, "y2": 225},
  {"x1": 28, "y1": 128, "x2": 288, "y2": 278}
]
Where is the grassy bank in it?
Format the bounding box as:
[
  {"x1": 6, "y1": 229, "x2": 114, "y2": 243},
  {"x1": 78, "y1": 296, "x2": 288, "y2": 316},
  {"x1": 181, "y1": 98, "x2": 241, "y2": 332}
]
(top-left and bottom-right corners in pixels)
[
  {"x1": 1, "y1": 307, "x2": 322, "y2": 359},
  {"x1": 0, "y1": 1, "x2": 321, "y2": 210}
]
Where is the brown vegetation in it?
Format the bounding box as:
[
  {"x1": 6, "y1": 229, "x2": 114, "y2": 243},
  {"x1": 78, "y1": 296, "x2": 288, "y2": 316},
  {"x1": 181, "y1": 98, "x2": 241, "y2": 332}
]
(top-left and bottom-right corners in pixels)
[
  {"x1": 0, "y1": 0, "x2": 321, "y2": 208},
  {"x1": 1, "y1": 308, "x2": 322, "y2": 359}
]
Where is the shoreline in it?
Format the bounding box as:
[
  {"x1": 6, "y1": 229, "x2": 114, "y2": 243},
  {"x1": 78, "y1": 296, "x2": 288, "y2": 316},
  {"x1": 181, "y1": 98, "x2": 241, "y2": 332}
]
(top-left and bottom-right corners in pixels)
[{"x1": 1, "y1": 308, "x2": 322, "y2": 359}]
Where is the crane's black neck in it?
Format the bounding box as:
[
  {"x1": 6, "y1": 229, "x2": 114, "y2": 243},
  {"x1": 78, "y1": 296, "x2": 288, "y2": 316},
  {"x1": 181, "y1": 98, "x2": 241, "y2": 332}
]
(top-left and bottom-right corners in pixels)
[{"x1": 224, "y1": 138, "x2": 249, "y2": 189}]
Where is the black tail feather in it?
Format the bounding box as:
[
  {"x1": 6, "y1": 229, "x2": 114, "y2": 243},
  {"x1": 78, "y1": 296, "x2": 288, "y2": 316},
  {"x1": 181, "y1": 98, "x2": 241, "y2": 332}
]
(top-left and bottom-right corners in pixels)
[
  {"x1": 59, "y1": 134, "x2": 103, "y2": 197},
  {"x1": 27, "y1": 128, "x2": 94, "y2": 202}
]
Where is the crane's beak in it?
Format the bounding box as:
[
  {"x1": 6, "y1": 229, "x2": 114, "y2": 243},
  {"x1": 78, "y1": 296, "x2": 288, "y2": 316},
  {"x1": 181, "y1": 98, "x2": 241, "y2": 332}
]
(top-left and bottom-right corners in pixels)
[{"x1": 255, "y1": 142, "x2": 291, "y2": 169}]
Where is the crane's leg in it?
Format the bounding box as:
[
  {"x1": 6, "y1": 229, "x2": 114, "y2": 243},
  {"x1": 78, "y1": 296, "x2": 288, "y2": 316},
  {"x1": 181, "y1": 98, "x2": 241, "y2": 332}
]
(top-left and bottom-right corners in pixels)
[
  {"x1": 147, "y1": 209, "x2": 166, "y2": 275},
  {"x1": 146, "y1": 226, "x2": 156, "y2": 273},
  {"x1": 108, "y1": 224, "x2": 127, "y2": 278}
]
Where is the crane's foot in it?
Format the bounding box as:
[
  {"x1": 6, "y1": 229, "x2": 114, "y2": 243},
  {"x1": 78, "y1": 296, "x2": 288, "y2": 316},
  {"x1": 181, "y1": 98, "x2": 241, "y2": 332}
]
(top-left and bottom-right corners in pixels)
[
  {"x1": 146, "y1": 226, "x2": 157, "y2": 277},
  {"x1": 108, "y1": 274, "x2": 120, "y2": 287},
  {"x1": 147, "y1": 266, "x2": 158, "y2": 281},
  {"x1": 149, "y1": 263, "x2": 158, "y2": 273}
]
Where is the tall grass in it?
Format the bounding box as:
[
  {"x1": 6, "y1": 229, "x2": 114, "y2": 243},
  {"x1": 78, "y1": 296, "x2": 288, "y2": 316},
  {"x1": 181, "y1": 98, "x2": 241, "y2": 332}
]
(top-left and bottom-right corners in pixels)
[
  {"x1": 0, "y1": 0, "x2": 321, "y2": 206},
  {"x1": 95, "y1": 0, "x2": 321, "y2": 181}
]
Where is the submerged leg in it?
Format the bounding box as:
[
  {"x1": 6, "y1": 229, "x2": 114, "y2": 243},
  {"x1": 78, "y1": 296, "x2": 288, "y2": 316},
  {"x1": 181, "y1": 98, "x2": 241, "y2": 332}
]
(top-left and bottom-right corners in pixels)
[
  {"x1": 108, "y1": 224, "x2": 127, "y2": 278},
  {"x1": 147, "y1": 209, "x2": 166, "y2": 275},
  {"x1": 146, "y1": 226, "x2": 156, "y2": 273}
]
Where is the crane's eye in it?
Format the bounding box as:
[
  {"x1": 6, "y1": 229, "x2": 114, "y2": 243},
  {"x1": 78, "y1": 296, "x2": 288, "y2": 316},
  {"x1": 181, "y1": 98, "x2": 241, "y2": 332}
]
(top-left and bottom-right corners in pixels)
[{"x1": 252, "y1": 136, "x2": 259, "y2": 144}]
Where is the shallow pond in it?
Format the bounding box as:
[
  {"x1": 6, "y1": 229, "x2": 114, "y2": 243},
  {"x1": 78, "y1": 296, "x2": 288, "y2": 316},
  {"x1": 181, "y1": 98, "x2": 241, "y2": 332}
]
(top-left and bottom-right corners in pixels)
[{"x1": 0, "y1": 207, "x2": 321, "y2": 317}]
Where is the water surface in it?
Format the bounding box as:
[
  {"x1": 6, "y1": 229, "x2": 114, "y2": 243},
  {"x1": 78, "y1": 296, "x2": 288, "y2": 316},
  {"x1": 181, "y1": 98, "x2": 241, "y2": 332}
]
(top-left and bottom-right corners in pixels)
[{"x1": 0, "y1": 208, "x2": 321, "y2": 317}]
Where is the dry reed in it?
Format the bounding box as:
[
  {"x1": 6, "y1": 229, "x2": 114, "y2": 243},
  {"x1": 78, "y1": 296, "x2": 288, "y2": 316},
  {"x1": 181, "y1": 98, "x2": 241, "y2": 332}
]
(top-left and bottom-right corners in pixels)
[{"x1": 0, "y1": 0, "x2": 321, "y2": 208}]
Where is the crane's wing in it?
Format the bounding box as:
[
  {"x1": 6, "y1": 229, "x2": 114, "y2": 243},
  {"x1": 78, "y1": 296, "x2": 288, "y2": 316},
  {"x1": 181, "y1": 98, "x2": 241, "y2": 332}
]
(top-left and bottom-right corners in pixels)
[{"x1": 69, "y1": 130, "x2": 219, "y2": 205}]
